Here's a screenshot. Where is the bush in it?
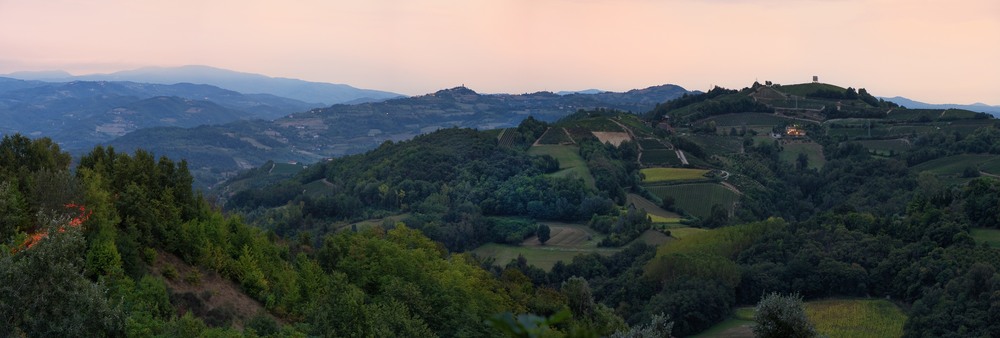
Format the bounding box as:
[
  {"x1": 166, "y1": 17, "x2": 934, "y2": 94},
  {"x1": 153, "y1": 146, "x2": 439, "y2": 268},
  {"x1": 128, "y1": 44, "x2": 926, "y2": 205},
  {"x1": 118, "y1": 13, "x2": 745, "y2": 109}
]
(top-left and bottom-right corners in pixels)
[{"x1": 752, "y1": 292, "x2": 817, "y2": 338}]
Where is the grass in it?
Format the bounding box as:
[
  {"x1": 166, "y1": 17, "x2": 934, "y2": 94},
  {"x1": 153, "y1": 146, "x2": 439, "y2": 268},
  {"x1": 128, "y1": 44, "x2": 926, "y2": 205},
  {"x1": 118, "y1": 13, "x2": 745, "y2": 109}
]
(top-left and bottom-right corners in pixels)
[
  {"x1": 528, "y1": 145, "x2": 596, "y2": 188},
  {"x1": 971, "y1": 228, "x2": 1000, "y2": 248},
  {"x1": 647, "y1": 183, "x2": 741, "y2": 219},
  {"x1": 640, "y1": 168, "x2": 711, "y2": 183},
  {"x1": 694, "y1": 299, "x2": 906, "y2": 338},
  {"x1": 805, "y1": 299, "x2": 906, "y2": 338},
  {"x1": 779, "y1": 141, "x2": 826, "y2": 170}
]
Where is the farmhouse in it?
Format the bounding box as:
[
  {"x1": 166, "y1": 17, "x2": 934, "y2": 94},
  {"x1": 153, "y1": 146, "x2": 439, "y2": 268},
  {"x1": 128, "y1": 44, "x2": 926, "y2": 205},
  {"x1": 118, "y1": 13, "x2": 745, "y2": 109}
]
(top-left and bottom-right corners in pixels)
[{"x1": 785, "y1": 126, "x2": 806, "y2": 137}]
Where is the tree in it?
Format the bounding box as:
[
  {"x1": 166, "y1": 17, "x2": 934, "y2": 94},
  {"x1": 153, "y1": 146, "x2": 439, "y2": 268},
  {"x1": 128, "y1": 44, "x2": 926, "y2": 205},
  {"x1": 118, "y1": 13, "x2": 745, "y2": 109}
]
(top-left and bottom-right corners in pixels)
[
  {"x1": 537, "y1": 224, "x2": 551, "y2": 245},
  {"x1": 752, "y1": 292, "x2": 816, "y2": 338}
]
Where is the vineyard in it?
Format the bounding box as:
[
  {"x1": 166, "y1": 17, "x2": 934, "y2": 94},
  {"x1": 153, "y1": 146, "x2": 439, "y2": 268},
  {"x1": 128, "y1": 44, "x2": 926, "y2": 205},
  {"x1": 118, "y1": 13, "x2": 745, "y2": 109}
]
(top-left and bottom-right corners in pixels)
[
  {"x1": 535, "y1": 127, "x2": 573, "y2": 145},
  {"x1": 637, "y1": 138, "x2": 668, "y2": 150},
  {"x1": 642, "y1": 149, "x2": 683, "y2": 166},
  {"x1": 496, "y1": 128, "x2": 519, "y2": 147}
]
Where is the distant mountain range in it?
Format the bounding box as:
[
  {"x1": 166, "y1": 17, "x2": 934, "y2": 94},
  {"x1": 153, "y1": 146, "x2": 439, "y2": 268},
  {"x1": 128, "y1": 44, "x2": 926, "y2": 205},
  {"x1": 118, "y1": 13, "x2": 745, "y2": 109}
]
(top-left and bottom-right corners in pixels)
[
  {"x1": 882, "y1": 96, "x2": 1000, "y2": 117},
  {"x1": 0, "y1": 77, "x2": 321, "y2": 150},
  {"x1": 3, "y1": 65, "x2": 403, "y2": 106},
  {"x1": 107, "y1": 84, "x2": 690, "y2": 186}
]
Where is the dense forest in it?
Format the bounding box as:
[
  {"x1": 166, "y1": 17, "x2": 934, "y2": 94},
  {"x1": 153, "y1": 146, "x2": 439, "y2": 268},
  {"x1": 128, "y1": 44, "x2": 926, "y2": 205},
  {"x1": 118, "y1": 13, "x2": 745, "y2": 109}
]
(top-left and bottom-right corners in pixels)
[{"x1": 3, "y1": 82, "x2": 1000, "y2": 337}]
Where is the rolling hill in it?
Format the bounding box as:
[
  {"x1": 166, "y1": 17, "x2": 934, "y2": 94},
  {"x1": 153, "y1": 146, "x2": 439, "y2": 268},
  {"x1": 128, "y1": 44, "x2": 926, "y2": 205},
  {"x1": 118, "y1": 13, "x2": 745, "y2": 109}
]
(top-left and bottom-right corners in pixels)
[
  {"x1": 3, "y1": 65, "x2": 403, "y2": 106},
  {"x1": 0, "y1": 78, "x2": 321, "y2": 150},
  {"x1": 108, "y1": 85, "x2": 690, "y2": 187}
]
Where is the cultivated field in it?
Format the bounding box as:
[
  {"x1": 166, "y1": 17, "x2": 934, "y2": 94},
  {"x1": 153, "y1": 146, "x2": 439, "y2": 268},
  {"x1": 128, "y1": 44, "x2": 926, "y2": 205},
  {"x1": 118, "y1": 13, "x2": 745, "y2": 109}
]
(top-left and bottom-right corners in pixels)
[
  {"x1": 641, "y1": 168, "x2": 711, "y2": 183},
  {"x1": 647, "y1": 183, "x2": 740, "y2": 219},
  {"x1": 527, "y1": 145, "x2": 596, "y2": 188},
  {"x1": 591, "y1": 131, "x2": 632, "y2": 147}
]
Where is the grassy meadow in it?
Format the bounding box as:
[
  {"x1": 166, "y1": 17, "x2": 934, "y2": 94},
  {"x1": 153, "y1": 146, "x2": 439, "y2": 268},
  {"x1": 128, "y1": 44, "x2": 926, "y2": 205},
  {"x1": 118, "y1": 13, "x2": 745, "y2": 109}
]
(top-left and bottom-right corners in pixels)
[
  {"x1": 528, "y1": 145, "x2": 596, "y2": 188},
  {"x1": 647, "y1": 183, "x2": 740, "y2": 219}
]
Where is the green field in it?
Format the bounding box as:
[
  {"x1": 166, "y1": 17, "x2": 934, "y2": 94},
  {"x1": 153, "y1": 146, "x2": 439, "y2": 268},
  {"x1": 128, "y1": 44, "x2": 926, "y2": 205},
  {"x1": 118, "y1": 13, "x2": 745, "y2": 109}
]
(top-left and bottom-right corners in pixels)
[
  {"x1": 646, "y1": 183, "x2": 740, "y2": 219},
  {"x1": 528, "y1": 145, "x2": 596, "y2": 188},
  {"x1": 779, "y1": 141, "x2": 826, "y2": 169},
  {"x1": 911, "y1": 154, "x2": 1000, "y2": 177},
  {"x1": 641, "y1": 168, "x2": 711, "y2": 183},
  {"x1": 695, "y1": 299, "x2": 906, "y2": 338},
  {"x1": 971, "y1": 228, "x2": 1000, "y2": 248}
]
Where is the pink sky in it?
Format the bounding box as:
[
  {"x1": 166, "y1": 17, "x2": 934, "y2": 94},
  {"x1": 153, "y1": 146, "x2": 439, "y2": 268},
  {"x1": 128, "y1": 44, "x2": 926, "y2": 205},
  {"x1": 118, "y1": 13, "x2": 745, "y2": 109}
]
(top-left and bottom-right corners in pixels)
[{"x1": 1, "y1": 0, "x2": 998, "y2": 104}]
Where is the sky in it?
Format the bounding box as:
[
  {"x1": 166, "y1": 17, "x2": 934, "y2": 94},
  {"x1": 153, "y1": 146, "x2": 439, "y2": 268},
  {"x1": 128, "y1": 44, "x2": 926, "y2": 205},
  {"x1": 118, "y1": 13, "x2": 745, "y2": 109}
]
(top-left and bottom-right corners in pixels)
[{"x1": 1, "y1": 0, "x2": 998, "y2": 105}]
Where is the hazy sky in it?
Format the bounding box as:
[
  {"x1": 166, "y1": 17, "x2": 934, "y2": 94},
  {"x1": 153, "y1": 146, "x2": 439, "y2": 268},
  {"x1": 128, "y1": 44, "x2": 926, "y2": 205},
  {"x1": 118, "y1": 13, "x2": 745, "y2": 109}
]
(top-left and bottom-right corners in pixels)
[{"x1": 1, "y1": 0, "x2": 998, "y2": 104}]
